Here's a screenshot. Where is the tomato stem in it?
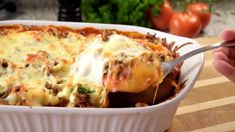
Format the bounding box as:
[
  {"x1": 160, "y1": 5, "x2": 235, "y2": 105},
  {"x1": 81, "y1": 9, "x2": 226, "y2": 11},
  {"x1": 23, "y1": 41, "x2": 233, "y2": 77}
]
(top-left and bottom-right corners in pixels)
[
  {"x1": 208, "y1": 0, "x2": 212, "y2": 13},
  {"x1": 185, "y1": 0, "x2": 192, "y2": 12}
]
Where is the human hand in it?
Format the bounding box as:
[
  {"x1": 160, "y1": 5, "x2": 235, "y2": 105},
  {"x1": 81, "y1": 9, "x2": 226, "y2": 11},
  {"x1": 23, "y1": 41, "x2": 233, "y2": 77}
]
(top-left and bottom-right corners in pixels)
[{"x1": 213, "y1": 29, "x2": 235, "y2": 83}]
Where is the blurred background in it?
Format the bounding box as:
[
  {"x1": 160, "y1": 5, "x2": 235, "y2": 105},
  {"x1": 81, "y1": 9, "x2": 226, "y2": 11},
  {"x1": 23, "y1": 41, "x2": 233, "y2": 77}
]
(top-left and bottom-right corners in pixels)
[{"x1": 0, "y1": 0, "x2": 234, "y2": 37}]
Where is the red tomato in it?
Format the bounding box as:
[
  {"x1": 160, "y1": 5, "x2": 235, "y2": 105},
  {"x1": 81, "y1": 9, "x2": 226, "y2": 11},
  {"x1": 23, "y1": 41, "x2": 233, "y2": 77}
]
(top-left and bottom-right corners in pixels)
[
  {"x1": 149, "y1": 0, "x2": 174, "y2": 31},
  {"x1": 187, "y1": 2, "x2": 211, "y2": 29},
  {"x1": 169, "y1": 12, "x2": 202, "y2": 38}
]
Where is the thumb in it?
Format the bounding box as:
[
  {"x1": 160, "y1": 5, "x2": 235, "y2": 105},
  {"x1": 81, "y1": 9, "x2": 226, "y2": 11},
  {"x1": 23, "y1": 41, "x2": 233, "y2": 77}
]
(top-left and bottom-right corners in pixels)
[{"x1": 213, "y1": 60, "x2": 235, "y2": 83}]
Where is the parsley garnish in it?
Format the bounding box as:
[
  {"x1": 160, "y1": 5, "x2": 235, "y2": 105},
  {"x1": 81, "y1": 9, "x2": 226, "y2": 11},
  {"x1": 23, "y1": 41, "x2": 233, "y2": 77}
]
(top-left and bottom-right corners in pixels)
[{"x1": 78, "y1": 85, "x2": 94, "y2": 95}]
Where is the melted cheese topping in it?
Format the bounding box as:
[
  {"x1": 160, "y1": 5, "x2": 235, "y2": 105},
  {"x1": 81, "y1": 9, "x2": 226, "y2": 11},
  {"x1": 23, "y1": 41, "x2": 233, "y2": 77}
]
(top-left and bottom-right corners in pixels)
[
  {"x1": 71, "y1": 36, "x2": 106, "y2": 87},
  {"x1": 0, "y1": 25, "x2": 169, "y2": 107},
  {"x1": 70, "y1": 34, "x2": 163, "y2": 94},
  {"x1": 0, "y1": 30, "x2": 82, "y2": 106},
  {"x1": 70, "y1": 34, "x2": 149, "y2": 88}
]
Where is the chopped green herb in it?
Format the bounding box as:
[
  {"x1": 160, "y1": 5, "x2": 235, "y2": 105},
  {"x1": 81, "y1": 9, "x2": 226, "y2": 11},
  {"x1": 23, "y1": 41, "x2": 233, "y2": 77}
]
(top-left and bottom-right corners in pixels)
[{"x1": 78, "y1": 85, "x2": 94, "y2": 95}]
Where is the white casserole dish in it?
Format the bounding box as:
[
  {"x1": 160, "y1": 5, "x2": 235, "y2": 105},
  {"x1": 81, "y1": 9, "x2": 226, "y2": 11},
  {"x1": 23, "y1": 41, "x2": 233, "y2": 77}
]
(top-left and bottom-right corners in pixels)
[{"x1": 0, "y1": 20, "x2": 204, "y2": 132}]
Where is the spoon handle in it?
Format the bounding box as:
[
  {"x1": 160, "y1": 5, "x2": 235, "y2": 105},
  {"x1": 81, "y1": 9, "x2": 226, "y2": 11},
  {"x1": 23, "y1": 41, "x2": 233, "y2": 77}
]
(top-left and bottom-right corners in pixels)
[
  {"x1": 172, "y1": 40, "x2": 235, "y2": 66},
  {"x1": 163, "y1": 39, "x2": 235, "y2": 77}
]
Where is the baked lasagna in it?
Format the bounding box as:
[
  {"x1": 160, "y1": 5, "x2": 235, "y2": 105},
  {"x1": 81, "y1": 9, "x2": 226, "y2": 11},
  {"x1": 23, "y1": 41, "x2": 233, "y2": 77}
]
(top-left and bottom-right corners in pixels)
[{"x1": 0, "y1": 24, "x2": 184, "y2": 108}]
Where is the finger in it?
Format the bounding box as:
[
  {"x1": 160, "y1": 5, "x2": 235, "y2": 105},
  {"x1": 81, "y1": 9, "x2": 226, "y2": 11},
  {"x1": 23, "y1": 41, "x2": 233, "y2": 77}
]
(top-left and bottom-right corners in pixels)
[
  {"x1": 212, "y1": 47, "x2": 225, "y2": 55},
  {"x1": 213, "y1": 59, "x2": 235, "y2": 83},
  {"x1": 213, "y1": 50, "x2": 235, "y2": 66},
  {"x1": 213, "y1": 47, "x2": 235, "y2": 59},
  {"x1": 213, "y1": 51, "x2": 235, "y2": 66},
  {"x1": 220, "y1": 29, "x2": 235, "y2": 41},
  {"x1": 213, "y1": 50, "x2": 229, "y2": 61},
  {"x1": 228, "y1": 58, "x2": 235, "y2": 66}
]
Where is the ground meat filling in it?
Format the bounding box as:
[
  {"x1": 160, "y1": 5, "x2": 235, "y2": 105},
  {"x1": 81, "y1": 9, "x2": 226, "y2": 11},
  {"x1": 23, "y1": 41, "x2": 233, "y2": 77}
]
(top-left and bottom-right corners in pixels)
[
  {"x1": 102, "y1": 30, "x2": 113, "y2": 42},
  {"x1": 74, "y1": 93, "x2": 93, "y2": 107}
]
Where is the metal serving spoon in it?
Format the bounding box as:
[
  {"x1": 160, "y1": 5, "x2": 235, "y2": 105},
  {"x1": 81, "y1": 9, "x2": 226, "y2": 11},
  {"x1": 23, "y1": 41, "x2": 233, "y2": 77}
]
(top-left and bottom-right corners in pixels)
[
  {"x1": 152, "y1": 40, "x2": 235, "y2": 105},
  {"x1": 161, "y1": 39, "x2": 235, "y2": 78}
]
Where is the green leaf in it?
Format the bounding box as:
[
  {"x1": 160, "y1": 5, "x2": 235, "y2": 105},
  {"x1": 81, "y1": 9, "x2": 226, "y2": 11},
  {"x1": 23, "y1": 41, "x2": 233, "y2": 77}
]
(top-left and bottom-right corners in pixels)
[{"x1": 81, "y1": 0, "x2": 164, "y2": 27}]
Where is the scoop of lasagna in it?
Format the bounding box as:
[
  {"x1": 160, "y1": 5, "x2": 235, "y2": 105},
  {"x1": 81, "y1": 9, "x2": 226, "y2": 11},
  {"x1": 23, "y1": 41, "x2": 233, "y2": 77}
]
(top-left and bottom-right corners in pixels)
[{"x1": 0, "y1": 25, "x2": 182, "y2": 107}]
